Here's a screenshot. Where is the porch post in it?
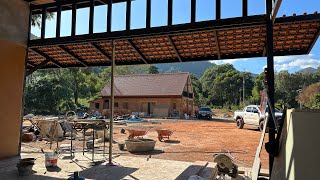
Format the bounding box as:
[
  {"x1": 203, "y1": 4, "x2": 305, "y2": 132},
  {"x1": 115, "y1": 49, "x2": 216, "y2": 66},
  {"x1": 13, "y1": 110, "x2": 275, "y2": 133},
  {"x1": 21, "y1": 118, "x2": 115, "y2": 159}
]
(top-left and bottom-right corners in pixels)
[
  {"x1": 266, "y1": 0, "x2": 276, "y2": 175},
  {"x1": 108, "y1": 39, "x2": 115, "y2": 164}
]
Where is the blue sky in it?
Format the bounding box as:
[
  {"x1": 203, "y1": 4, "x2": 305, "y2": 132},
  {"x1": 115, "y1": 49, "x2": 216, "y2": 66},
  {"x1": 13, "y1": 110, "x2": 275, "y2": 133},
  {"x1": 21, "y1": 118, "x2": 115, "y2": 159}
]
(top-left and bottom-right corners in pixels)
[{"x1": 31, "y1": 0, "x2": 320, "y2": 74}]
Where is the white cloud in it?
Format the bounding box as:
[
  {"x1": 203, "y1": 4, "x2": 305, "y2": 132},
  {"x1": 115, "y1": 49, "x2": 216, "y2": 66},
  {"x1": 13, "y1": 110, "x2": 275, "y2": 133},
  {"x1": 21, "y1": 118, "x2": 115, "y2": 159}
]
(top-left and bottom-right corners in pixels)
[
  {"x1": 263, "y1": 54, "x2": 320, "y2": 72},
  {"x1": 210, "y1": 58, "x2": 249, "y2": 65}
]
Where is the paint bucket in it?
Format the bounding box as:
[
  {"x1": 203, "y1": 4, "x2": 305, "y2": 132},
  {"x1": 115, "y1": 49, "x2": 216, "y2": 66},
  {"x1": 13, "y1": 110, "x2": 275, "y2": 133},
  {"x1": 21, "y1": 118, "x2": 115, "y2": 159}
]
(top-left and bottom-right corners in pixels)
[{"x1": 45, "y1": 152, "x2": 58, "y2": 167}]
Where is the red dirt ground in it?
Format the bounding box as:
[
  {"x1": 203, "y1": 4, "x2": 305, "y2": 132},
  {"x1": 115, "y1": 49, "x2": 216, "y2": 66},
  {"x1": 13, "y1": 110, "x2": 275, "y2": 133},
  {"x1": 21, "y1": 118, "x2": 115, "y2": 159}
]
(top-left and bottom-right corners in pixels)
[{"x1": 23, "y1": 118, "x2": 269, "y2": 169}]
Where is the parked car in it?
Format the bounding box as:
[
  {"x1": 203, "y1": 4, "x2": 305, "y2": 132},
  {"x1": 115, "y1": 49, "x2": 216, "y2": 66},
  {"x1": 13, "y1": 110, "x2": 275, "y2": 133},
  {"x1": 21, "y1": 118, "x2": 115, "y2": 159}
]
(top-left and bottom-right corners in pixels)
[
  {"x1": 198, "y1": 107, "x2": 213, "y2": 119},
  {"x1": 233, "y1": 105, "x2": 283, "y2": 131}
]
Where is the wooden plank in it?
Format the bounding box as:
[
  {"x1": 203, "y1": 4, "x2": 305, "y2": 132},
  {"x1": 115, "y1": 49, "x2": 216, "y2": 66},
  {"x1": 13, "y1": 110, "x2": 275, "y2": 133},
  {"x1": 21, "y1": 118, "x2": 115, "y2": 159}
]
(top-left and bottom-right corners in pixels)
[
  {"x1": 271, "y1": 0, "x2": 282, "y2": 23},
  {"x1": 59, "y1": 45, "x2": 89, "y2": 67},
  {"x1": 127, "y1": 40, "x2": 148, "y2": 64},
  {"x1": 30, "y1": 48, "x2": 63, "y2": 68},
  {"x1": 26, "y1": 59, "x2": 51, "y2": 76},
  {"x1": 213, "y1": 30, "x2": 221, "y2": 59},
  {"x1": 167, "y1": 36, "x2": 182, "y2": 62}
]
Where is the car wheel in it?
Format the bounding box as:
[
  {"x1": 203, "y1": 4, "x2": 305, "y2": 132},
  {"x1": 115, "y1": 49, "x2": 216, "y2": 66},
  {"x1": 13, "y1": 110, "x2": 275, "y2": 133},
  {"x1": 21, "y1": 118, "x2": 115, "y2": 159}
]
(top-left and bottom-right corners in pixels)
[
  {"x1": 259, "y1": 121, "x2": 265, "y2": 131},
  {"x1": 236, "y1": 119, "x2": 244, "y2": 129}
]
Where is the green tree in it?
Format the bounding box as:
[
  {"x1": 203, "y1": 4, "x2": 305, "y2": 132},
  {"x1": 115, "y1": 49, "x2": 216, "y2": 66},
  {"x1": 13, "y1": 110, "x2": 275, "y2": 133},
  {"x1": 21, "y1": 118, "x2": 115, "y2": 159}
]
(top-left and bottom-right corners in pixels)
[
  {"x1": 251, "y1": 73, "x2": 265, "y2": 104},
  {"x1": 148, "y1": 65, "x2": 159, "y2": 74}
]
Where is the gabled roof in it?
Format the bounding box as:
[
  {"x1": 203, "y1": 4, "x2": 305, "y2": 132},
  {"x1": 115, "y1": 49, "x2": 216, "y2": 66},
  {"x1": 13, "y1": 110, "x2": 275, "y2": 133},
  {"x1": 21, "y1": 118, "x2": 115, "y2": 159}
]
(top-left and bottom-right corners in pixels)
[{"x1": 100, "y1": 73, "x2": 190, "y2": 97}]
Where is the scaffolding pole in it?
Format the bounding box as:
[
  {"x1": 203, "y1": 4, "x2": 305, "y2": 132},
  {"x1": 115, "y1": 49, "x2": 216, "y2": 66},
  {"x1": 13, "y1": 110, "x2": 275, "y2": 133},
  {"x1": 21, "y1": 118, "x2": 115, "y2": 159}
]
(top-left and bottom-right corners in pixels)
[{"x1": 108, "y1": 40, "x2": 115, "y2": 164}]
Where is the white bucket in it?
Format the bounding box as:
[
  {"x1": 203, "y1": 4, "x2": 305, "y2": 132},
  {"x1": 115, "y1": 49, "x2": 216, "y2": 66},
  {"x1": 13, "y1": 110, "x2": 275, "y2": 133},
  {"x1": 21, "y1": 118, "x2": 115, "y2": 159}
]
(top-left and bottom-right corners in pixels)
[{"x1": 45, "y1": 153, "x2": 58, "y2": 167}]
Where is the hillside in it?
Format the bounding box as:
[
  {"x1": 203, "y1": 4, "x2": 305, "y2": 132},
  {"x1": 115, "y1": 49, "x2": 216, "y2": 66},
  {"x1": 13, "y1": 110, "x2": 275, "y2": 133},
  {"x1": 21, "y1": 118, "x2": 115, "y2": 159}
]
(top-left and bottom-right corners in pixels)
[
  {"x1": 298, "y1": 67, "x2": 318, "y2": 74},
  {"x1": 156, "y1": 61, "x2": 215, "y2": 78}
]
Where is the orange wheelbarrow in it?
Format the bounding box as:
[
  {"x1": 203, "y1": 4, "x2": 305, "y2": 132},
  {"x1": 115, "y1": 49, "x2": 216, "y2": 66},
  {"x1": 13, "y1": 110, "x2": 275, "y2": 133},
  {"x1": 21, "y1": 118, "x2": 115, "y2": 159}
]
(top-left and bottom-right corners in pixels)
[
  {"x1": 156, "y1": 129, "x2": 174, "y2": 142},
  {"x1": 127, "y1": 129, "x2": 150, "y2": 139}
]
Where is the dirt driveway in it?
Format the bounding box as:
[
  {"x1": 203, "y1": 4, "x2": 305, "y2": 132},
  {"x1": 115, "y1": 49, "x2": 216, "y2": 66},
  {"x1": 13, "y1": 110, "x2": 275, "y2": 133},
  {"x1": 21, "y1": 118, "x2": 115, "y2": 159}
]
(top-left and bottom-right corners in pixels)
[
  {"x1": 115, "y1": 118, "x2": 269, "y2": 169},
  {"x1": 22, "y1": 117, "x2": 269, "y2": 169}
]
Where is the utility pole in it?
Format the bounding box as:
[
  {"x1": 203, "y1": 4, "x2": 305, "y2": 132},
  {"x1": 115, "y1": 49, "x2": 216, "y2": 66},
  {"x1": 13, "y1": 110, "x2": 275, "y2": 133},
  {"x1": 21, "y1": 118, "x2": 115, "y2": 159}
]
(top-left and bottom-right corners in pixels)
[{"x1": 243, "y1": 75, "x2": 245, "y2": 106}]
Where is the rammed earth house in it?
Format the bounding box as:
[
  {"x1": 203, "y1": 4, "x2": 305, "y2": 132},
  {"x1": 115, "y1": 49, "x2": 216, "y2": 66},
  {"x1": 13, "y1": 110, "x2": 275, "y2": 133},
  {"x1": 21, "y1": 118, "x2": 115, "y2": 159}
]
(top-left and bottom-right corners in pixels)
[{"x1": 89, "y1": 73, "x2": 194, "y2": 118}]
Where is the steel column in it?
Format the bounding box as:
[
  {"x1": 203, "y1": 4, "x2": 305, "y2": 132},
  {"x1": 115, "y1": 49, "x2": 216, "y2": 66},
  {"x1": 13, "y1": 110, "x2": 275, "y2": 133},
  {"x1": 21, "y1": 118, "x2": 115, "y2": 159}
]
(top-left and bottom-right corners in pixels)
[
  {"x1": 266, "y1": 0, "x2": 276, "y2": 175},
  {"x1": 126, "y1": 0, "x2": 131, "y2": 30},
  {"x1": 191, "y1": 0, "x2": 196, "y2": 23},
  {"x1": 216, "y1": 0, "x2": 221, "y2": 20},
  {"x1": 71, "y1": 0, "x2": 77, "y2": 36},
  {"x1": 41, "y1": 7, "x2": 46, "y2": 39},
  {"x1": 243, "y1": 0, "x2": 248, "y2": 17},
  {"x1": 56, "y1": 3, "x2": 61, "y2": 38},
  {"x1": 89, "y1": 0, "x2": 95, "y2": 34},
  {"x1": 107, "y1": 0, "x2": 113, "y2": 32},
  {"x1": 108, "y1": 40, "x2": 115, "y2": 164},
  {"x1": 146, "y1": 0, "x2": 151, "y2": 28},
  {"x1": 168, "y1": 0, "x2": 173, "y2": 25}
]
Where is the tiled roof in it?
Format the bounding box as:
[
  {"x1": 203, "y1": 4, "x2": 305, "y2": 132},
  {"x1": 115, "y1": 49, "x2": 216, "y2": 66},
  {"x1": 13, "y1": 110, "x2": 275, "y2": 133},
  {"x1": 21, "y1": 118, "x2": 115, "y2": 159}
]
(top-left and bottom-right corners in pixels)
[{"x1": 100, "y1": 73, "x2": 189, "y2": 97}]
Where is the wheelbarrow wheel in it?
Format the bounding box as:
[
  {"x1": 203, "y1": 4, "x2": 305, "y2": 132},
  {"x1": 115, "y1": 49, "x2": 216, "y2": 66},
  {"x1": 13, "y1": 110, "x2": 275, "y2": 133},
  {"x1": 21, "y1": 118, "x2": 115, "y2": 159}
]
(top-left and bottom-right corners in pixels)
[{"x1": 158, "y1": 135, "x2": 163, "y2": 142}]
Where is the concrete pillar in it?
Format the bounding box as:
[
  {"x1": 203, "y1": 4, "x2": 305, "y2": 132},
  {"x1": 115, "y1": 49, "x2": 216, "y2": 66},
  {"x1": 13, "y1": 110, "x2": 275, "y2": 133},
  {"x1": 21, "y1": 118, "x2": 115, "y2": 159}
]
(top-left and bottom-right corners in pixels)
[{"x1": 0, "y1": 0, "x2": 29, "y2": 159}]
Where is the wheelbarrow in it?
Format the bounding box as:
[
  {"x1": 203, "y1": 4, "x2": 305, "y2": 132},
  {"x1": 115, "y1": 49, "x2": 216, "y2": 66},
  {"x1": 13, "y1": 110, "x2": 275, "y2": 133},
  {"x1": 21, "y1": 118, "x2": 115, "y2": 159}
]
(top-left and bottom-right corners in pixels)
[
  {"x1": 127, "y1": 128, "x2": 150, "y2": 139},
  {"x1": 156, "y1": 129, "x2": 174, "y2": 142}
]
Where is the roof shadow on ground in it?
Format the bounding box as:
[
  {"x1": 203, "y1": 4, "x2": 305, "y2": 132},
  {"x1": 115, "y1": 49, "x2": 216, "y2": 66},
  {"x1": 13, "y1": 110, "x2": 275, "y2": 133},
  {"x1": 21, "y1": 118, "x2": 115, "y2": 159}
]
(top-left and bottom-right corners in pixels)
[
  {"x1": 199, "y1": 117, "x2": 235, "y2": 123},
  {"x1": 128, "y1": 149, "x2": 164, "y2": 155},
  {"x1": 175, "y1": 165, "x2": 214, "y2": 180},
  {"x1": 79, "y1": 163, "x2": 138, "y2": 180}
]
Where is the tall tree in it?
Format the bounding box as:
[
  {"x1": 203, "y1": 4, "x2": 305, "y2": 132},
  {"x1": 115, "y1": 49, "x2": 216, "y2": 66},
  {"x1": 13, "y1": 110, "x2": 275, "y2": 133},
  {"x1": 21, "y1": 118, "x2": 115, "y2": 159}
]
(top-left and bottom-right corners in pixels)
[{"x1": 148, "y1": 65, "x2": 159, "y2": 74}]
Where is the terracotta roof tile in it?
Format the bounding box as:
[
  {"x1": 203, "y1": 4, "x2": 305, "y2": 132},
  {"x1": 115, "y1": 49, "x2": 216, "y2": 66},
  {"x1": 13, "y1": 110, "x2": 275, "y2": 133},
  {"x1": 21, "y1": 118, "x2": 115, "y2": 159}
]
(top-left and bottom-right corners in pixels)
[{"x1": 100, "y1": 73, "x2": 189, "y2": 97}]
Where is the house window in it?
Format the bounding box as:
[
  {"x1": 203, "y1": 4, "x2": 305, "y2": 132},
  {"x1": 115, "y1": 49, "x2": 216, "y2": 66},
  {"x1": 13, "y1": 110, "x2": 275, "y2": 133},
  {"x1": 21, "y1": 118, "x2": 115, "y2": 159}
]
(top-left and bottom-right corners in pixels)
[
  {"x1": 95, "y1": 103, "x2": 100, "y2": 109},
  {"x1": 114, "y1": 102, "x2": 119, "y2": 108},
  {"x1": 123, "y1": 102, "x2": 128, "y2": 109},
  {"x1": 103, "y1": 100, "x2": 109, "y2": 109}
]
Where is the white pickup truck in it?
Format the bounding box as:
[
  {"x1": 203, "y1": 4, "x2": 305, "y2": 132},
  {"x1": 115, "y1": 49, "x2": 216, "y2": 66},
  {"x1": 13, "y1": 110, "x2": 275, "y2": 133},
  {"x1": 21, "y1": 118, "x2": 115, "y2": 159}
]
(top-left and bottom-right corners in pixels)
[{"x1": 233, "y1": 105, "x2": 283, "y2": 131}]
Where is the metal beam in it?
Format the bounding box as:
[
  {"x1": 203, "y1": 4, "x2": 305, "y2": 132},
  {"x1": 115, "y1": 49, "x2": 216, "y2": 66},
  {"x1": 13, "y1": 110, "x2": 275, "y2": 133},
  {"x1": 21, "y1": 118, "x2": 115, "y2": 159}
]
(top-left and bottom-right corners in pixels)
[
  {"x1": 91, "y1": 42, "x2": 112, "y2": 61},
  {"x1": 59, "y1": 45, "x2": 89, "y2": 67},
  {"x1": 191, "y1": 0, "x2": 196, "y2": 23},
  {"x1": 108, "y1": 39, "x2": 115, "y2": 165},
  {"x1": 266, "y1": 0, "x2": 276, "y2": 175},
  {"x1": 29, "y1": 15, "x2": 267, "y2": 47},
  {"x1": 71, "y1": 0, "x2": 77, "y2": 36},
  {"x1": 242, "y1": 0, "x2": 248, "y2": 17},
  {"x1": 167, "y1": 35, "x2": 182, "y2": 62},
  {"x1": 146, "y1": 0, "x2": 151, "y2": 28},
  {"x1": 168, "y1": 0, "x2": 173, "y2": 26},
  {"x1": 216, "y1": 0, "x2": 221, "y2": 20},
  {"x1": 56, "y1": 3, "x2": 62, "y2": 38},
  {"x1": 271, "y1": 0, "x2": 282, "y2": 23},
  {"x1": 213, "y1": 30, "x2": 221, "y2": 59},
  {"x1": 27, "y1": 61, "x2": 36, "y2": 67},
  {"x1": 126, "y1": 0, "x2": 131, "y2": 31},
  {"x1": 26, "y1": 59, "x2": 51, "y2": 76},
  {"x1": 31, "y1": 48, "x2": 63, "y2": 68},
  {"x1": 127, "y1": 40, "x2": 148, "y2": 64},
  {"x1": 41, "y1": 7, "x2": 46, "y2": 39},
  {"x1": 307, "y1": 28, "x2": 320, "y2": 54},
  {"x1": 107, "y1": 0, "x2": 113, "y2": 32},
  {"x1": 89, "y1": 0, "x2": 95, "y2": 34}
]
